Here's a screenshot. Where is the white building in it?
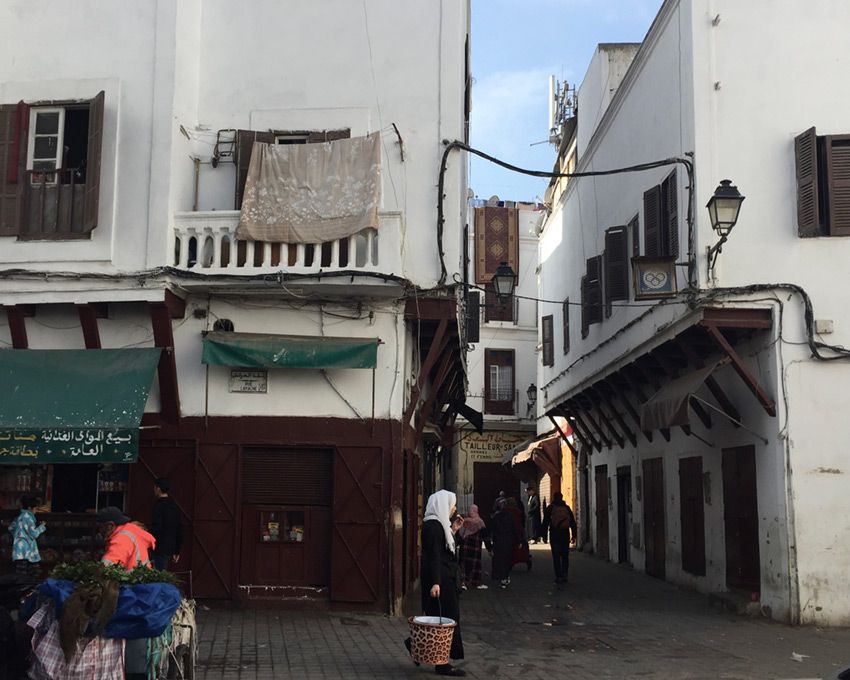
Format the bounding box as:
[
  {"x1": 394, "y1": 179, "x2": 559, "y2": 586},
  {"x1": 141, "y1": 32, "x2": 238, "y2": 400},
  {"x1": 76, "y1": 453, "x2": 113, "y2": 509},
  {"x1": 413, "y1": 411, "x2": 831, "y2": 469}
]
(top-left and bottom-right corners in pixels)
[
  {"x1": 452, "y1": 201, "x2": 542, "y2": 515},
  {"x1": 0, "y1": 0, "x2": 471, "y2": 613},
  {"x1": 537, "y1": 0, "x2": 850, "y2": 625}
]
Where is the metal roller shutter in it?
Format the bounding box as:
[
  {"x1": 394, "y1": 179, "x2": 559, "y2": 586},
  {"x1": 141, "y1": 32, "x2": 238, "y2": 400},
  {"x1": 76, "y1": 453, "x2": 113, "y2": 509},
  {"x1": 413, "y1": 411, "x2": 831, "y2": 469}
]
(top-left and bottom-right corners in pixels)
[{"x1": 242, "y1": 449, "x2": 333, "y2": 506}]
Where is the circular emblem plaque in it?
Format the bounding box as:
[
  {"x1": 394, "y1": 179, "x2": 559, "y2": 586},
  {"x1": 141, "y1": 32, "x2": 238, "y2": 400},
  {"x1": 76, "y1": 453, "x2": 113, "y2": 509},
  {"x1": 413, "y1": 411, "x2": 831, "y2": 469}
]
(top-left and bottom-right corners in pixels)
[{"x1": 642, "y1": 269, "x2": 668, "y2": 290}]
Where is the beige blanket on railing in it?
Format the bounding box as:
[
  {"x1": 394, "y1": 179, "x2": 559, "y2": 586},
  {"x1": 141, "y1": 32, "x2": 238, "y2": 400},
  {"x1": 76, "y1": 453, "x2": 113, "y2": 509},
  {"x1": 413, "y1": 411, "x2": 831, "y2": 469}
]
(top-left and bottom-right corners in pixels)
[{"x1": 236, "y1": 132, "x2": 381, "y2": 243}]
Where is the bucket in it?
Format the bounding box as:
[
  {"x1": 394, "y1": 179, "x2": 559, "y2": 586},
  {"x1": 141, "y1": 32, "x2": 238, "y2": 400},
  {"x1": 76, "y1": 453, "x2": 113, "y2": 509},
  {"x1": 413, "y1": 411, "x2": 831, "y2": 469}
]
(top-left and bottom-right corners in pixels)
[{"x1": 407, "y1": 615, "x2": 456, "y2": 666}]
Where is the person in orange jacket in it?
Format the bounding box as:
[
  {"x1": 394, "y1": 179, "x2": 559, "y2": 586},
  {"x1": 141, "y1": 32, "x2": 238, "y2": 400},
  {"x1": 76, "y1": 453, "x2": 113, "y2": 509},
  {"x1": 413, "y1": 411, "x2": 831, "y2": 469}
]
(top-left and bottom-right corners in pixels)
[{"x1": 96, "y1": 506, "x2": 156, "y2": 570}]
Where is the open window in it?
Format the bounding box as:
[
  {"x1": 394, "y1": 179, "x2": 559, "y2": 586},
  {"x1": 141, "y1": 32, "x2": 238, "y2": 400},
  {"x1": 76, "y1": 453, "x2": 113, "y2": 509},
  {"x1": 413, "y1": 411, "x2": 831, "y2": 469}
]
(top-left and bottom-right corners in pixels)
[
  {"x1": 795, "y1": 127, "x2": 850, "y2": 237},
  {"x1": 0, "y1": 91, "x2": 103, "y2": 239}
]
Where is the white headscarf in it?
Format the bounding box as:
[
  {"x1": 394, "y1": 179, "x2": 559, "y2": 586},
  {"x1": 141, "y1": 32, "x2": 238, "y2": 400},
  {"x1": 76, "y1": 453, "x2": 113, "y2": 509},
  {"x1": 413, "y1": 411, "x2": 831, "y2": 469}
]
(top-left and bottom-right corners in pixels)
[{"x1": 423, "y1": 489, "x2": 457, "y2": 554}]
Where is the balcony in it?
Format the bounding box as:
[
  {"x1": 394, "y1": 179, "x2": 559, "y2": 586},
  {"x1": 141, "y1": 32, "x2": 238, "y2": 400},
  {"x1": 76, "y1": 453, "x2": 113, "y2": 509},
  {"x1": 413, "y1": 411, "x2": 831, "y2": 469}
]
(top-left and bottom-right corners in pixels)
[{"x1": 171, "y1": 210, "x2": 401, "y2": 276}]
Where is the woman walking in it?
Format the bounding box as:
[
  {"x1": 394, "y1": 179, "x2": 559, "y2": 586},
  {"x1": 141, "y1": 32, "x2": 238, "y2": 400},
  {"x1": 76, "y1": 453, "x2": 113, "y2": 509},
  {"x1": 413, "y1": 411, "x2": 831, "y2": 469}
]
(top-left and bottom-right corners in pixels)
[
  {"x1": 9, "y1": 495, "x2": 45, "y2": 581},
  {"x1": 458, "y1": 505, "x2": 489, "y2": 590},
  {"x1": 490, "y1": 498, "x2": 520, "y2": 589},
  {"x1": 405, "y1": 489, "x2": 466, "y2": 677}
]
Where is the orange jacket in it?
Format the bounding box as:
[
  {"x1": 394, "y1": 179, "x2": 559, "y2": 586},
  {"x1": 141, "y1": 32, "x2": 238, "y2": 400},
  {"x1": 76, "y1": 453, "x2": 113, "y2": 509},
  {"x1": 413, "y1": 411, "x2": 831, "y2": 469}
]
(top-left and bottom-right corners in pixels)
[{"x1": 102, "y1": 522, "x2": 156, "y2": 569}]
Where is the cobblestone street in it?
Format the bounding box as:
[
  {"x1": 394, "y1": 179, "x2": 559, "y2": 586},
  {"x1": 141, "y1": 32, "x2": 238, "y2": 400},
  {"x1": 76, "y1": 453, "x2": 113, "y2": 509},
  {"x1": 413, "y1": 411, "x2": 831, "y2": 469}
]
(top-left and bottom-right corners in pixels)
[{"x1": 196, "y1": 544, "x2": 850, "y2": 679}]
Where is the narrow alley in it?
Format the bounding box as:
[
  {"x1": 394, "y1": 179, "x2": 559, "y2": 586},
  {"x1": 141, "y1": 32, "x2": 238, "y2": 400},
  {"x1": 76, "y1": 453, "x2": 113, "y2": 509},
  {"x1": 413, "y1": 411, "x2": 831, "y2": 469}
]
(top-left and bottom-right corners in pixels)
[{"x1": 195, "y1": 545, "x2": 850, "y2": 680}]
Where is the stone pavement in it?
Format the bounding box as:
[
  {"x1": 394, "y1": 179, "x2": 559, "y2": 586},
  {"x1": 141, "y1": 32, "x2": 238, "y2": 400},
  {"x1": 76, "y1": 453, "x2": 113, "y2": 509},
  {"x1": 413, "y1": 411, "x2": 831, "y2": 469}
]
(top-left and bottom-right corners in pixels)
[{"x1": 195, "y1": 544, "x2": 850, "y2": 679}]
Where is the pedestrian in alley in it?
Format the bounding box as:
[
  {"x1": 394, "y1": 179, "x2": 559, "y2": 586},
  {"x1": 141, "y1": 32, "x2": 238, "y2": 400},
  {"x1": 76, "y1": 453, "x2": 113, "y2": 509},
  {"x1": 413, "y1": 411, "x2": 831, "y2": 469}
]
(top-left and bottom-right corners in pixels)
[
  {"x1": 542, "y1": 492, "x2": 577, "y2": 585},
  {"x1": 505, "y1": 497, "x2": 531, "y2": 571},
  {"x1": 9, "y1": 495, "x2": 46, "y2": 581},
  {"x1": 525, "y1": 486, "x2": 541, "y2": 544},
  {"x1": 405, "y1": 489, "x2": 466, "y2": 677},
  {"x1": 490, "y1": 497, "x2": 520, "y2": 589},
  {"x1": 458, "y1": 504, "x2": 490, "y2": 590},
  {"x1": 150, "y1": 477, "x2": 183, "y2": 571}
]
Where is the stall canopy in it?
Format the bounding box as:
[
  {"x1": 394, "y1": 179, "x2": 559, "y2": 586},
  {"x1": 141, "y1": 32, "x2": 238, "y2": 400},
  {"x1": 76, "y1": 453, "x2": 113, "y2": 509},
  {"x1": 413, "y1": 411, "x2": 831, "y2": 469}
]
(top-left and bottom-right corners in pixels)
[
  {"x1": 202, "y1": 331, "x2": 379, "y2": 370},
  {"x1": 504, "y1": 433, "x2": 562, "y2": 479},
  {"x1": 640, "y1": 362, "x2": 720, "y2": 431},
  {"x1": 0, "y1": 348, "x2": 161, "y2": 464}
]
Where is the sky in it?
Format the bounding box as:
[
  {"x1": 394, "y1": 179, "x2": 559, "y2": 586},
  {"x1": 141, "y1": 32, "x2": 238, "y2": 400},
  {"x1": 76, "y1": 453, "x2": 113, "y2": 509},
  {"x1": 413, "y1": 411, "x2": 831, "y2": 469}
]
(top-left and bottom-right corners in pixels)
[{"x1": 469, "y1": 0, "x2": 663, "y2": 203}]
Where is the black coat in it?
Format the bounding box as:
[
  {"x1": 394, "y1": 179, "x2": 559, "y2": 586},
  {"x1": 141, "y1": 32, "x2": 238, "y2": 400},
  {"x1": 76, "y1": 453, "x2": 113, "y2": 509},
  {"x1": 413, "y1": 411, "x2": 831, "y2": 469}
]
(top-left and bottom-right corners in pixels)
[
  {"x1": 420, "y1": 519, "x2": 464, "y2": 660},
  {"x1": 490, "y1": 509, "x2": 520, "y2": 580},
  {"x1": 151, "y1": 496, "x2": 183, "y2": 557}
]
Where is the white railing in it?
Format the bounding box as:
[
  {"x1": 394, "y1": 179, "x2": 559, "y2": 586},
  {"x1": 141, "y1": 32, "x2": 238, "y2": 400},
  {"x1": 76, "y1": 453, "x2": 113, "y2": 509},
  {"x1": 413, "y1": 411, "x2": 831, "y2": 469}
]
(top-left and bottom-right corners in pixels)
[{"x1": 172, "y1": 210, "x2": 401, "y2": 274}]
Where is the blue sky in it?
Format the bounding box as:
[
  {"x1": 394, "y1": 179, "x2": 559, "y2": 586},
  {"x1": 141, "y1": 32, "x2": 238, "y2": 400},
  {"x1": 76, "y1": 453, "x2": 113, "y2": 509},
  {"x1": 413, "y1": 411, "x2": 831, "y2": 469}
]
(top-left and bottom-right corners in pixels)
[{"x1": 469, "y1": 0, "x2": 662, "y2": 203}]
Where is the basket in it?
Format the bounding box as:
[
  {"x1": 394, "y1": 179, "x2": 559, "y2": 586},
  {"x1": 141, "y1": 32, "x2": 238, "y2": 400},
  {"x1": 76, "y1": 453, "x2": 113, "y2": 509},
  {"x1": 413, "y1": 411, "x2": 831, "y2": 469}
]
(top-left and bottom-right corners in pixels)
[{"x1": 407, "y1": 615, "x2": 456, "y2": 666}]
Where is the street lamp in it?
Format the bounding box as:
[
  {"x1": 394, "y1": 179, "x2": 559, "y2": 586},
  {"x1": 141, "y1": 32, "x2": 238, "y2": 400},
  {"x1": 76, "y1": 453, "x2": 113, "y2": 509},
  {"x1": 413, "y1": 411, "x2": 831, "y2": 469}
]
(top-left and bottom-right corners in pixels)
[
  {"x1": 526, "y1": 383, "x2": 537, "y2": 406},
  {"x1": 492, "y1": 261, "x2": 517, "y2": 301},
  {"x1": 706, "y1": 179, "x2": 745, "y2": 276}
]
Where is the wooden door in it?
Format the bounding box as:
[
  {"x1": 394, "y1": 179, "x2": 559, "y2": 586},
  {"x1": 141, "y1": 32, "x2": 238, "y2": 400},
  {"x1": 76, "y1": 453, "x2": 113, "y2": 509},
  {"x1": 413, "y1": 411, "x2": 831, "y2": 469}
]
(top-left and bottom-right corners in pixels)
[
  {"x1": 616, "y1": 466, "x2": 632, "y2": 564},
  {"x1": 679, "y1": 456, "x2": 706, "y2": 576},
  {"x1": 331, "y1": 446, "x2": 384, "y2": 603},
  {"x1": 722, "y1": 446, "x2": 760, "y2": 592},
  {"x1": 642, "y1": 457, "x2": 666, "y2": 579},
  {"x1": 594, "y1": 465, "x2": 609, "y2": 560},
  {"x1": 473, "y1": 461, "x2": 520, "y2": 526}
]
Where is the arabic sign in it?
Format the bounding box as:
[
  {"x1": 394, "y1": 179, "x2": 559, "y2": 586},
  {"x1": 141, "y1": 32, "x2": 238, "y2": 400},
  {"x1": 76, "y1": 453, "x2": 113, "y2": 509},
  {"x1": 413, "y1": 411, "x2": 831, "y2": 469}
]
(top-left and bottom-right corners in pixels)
[
  {"x1": 0, "y1": 428, "x2": 138, "y2": 463},
  {"x1": 229, "y1": 369, "x2": 268, "y2": 393}
]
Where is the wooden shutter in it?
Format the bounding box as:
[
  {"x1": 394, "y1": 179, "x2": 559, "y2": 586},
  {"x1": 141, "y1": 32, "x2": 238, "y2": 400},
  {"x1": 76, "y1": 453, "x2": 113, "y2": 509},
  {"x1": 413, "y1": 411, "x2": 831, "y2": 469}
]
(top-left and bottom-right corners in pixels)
[
  {"x1": 466, "y1": 291, "x2": 480, "y2": 344},
  {"x1": 604, "y1": 226, "x2": 629, "y2": 312},
  {"x1": 81, "y1": 91, "x2": 105, "y2": 233},
  {"x1": 580, "y1": 275, "x2": 589, "y2": 339},
  {"x1": 826, "y1": 134, "x2": 850, "y2": 236},
  {"x1": 542, "y1": 315, "x2": 554, "y2": 367},
  {"x1": 662, "y1": 170, "x2": 678, "y2": 257},
  {"x1": 484, "y1": 282, "x2": 514, "y2": 322},
  {"x1": 475, "y1": 206, "x2": 519, "y2": 284},
  {"x1": 242, "y1": 449, "x2": 333, "y2": 506},
  {"x1": 484, "y1": 349, "x2": 515, "y2": 415},
  {"x1": 629, "y1": 214, "x2": 640, "y2": 258},
  {"x1": 795, "y1": 127, "x2": 821, "y2": 237},
  {"x1": 643, "y1": 185, "x2": 662, "y2": 256},
  {"x1": 235, "y1": 129, "x2": 275, "y2": 208},
  {"x1": 562, "y1": 299, "x2": 570, "y2": 355},
  {"x1": 586, "y1": 255, "x2": 603, "y2": 325},
  {"x1": 0, "y1": 102, "x2": 26, "y2": 236}
]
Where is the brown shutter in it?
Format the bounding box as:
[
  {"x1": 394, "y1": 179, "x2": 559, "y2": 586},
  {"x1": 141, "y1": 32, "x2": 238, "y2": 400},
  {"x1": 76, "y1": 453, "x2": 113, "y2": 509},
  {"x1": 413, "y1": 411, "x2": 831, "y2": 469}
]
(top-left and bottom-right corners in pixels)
[
  {"x1": 475, "y1": 206, "x2": 519, "y2": 284},
  {"x1": 466, "y1": 291, "x2": 480, "y2": 344},
  {"x1": 562, "y1": 298, "x2": 570, "y2": 355},
  {"x1": 542, "y1": 315, "x2": 554, "y2": 367},
  {"x1": 662, "y1": 170, "x2": 678, "y2": 257},
  {"x1": 235, "y1": 129, "x2": 275, "y2": 209},
  {"x1": 795, "y1": 127, "x2": 821, "y2": 237},
  {"x1": 604, "y1": 226, "x2": 629, "y2": 312},
  {"x1": 643, "y1": 185, "x2": 662, "y2": 256},
  {"x1": 484, "y1": 349, "x2": 515, "y2": 415},
  {"x1": 826, "y1": 134, "x2": 850, "y2": 236},
  {"x1": 586, "y1": 255, "x2": 603, "y2": 325},
  {"x1": 0, "y1": 102, "x2": 26, "y2": 236},
  {"x1": 580, "y1": 275, "x2": 589, "y2": 339},
  {"x1": 81, "y1": 91, "x2": 105, "y2": 233},
  {"x1": 629, "y1": 214, "x2": 640, "y2": 258},
  {"x1": 242, "y1": 449, "x2": 333, "y2": 506}
]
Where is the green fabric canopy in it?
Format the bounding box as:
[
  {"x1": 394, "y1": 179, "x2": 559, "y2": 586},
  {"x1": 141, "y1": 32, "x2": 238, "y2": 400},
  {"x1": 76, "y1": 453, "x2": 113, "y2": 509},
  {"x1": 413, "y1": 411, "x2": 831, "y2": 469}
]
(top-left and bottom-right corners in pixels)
[
  {"x1": 0, "y1": 348, "x2": 161, "y2": 463},
  {"x1": 202, "y1": 331, "x2": 378, "y2": 370}
]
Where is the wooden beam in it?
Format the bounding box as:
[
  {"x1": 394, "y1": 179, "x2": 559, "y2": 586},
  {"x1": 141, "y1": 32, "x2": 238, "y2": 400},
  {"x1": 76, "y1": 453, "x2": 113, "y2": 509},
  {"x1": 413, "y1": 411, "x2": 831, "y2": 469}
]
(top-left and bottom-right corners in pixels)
[
  {"x1": 149, "y1": 302, "x2": 181, "y2": 424},
  {"x1": 4, "y1": 306, "x2": 28, "y2": 349},
  {"x1": 552, "y1": 407, "x2": 591, "y2": 452},
  {"x1": 560, "y1": 403, "x2": 600, "y2": 452},
  {"x1": 703, "y1": 323, "x2": 777, "y2": 417},
  {"x1": 404, "y1": 297, "x2": 458, "y2": 321},
  {"x1": 603, "y1": 378, "x2": 651, "y2": 443},
  {"x1": 164, "y1": 290, "x2": 187, "y2": 319},
  {"x1": 675, "y1": 339, "x2": 741, "y2": 426},
  {"x1": 622, "y1": 367, "x2": 670, "y2": 442},
  {"x1": 688, "y1": 396, "x2": 713, "y2": 429},
  {"x1": 591, "y1": 385, "x2": 637, "y2": 448},
  {"x1": 574, "y1": 399, "x2": 612, "y2": 450},
  {"x1": 404, "y1": 318, "x2": 449, "y2": 426},
  {"x1": 701, "y1": 307, "x2": 772, "y2": 329},
  {"x1": 414, "y1": 351, "x2": 454, "y2": 444},
  {"x1": 548, "y1": 414, "x2": 578, "y2": 457},
  {"x1": 76, "y1": 304, "x2": 102, "y2": 349}
]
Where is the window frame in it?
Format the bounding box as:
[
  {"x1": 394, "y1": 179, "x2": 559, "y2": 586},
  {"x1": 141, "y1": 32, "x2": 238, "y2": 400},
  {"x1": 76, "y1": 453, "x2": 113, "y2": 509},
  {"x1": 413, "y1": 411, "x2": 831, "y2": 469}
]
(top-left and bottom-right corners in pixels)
[
  {"x1": 541, "y1": 314, "x2": 554, "y2": 367},
  {"x1": 26, "y1": 107, "x2": 65, "y2": 185},
  {"x1": 484, "y1": 348, "x2": 515, "y2": 415}
]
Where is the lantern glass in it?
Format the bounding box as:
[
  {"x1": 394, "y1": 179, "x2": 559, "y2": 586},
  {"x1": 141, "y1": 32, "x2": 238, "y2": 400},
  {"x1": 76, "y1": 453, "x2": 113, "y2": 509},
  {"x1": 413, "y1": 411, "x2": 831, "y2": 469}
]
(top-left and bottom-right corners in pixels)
[
  {"x1": 492, "y1": 262, "x2": 516, "y2": 300},
  {"x1": 706, "y1": 179, "x2": 745, "y2": 237},
  {"x1": 526, "y1": 383, "x2": 537, "y2": 403}
]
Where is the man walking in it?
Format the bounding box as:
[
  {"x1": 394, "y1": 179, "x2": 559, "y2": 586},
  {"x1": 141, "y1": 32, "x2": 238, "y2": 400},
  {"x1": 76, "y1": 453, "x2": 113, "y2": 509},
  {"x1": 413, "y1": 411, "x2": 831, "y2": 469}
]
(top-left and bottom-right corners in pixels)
[
  {"x1": 542, "y1": 492, "x2": 576, "y2": 585},
  {"x1": 525, "y1": 487, "x2": 541, "y2": 544},
  {"x1": 151, "y1": 478, "x2": 183, "y2": 571}
]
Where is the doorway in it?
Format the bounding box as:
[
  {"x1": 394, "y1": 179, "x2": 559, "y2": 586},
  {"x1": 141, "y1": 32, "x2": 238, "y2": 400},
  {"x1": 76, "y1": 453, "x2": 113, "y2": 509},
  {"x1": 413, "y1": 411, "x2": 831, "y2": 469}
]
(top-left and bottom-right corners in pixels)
[
  {"x1": 616, "y1": 466, "x2": 632, "y2": 564},
  {"x1": 473, "y1": 461, "x2": 520, "y2": 525},
  {"x1": 642, "y1": 457, "x2": 665, "y2": 579},
  {"x1": 722, "y1": 446, "x2": 760, "y2": 593},
  {"x1": 679, "y1": 456, "x2": 706, "y2": 576},
  {"x1": 594, "y1": 465, "x2": 609, "y2": 560}
]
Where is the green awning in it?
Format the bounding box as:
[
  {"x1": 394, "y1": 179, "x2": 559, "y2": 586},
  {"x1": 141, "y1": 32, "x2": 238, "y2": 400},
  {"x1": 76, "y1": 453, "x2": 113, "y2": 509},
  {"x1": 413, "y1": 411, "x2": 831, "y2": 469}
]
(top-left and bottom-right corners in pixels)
[
  {"x1": 0, "y1": 348, "x2": 161, "y2": 464},
  {"x1": 202, "y1": 331, "x2": 378, "y2": 370}
]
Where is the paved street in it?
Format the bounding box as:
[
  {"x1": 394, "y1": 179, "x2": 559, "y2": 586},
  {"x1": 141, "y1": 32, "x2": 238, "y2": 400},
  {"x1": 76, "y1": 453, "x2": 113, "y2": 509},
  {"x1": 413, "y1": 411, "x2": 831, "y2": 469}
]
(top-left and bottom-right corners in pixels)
[{"x1": 196, "y1": 544, "x2": 850, "y2": 679}]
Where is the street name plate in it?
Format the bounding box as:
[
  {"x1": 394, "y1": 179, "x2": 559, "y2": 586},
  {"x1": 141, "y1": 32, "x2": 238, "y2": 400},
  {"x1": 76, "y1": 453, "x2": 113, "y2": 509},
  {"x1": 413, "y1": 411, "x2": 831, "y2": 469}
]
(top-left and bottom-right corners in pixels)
[{"x1": 229, "y1": 369, "x2": 268, "y2": 393}]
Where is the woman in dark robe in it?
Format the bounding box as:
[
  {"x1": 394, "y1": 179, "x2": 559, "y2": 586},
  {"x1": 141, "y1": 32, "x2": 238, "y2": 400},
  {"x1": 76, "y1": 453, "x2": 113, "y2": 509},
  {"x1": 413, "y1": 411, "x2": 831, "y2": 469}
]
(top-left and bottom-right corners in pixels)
[
  {"x1": 405, "y1": 489, "x2": 466, "y2": 677},
  {"x1": 490, "y1": 498, "x2": 520, "y2": 589}
]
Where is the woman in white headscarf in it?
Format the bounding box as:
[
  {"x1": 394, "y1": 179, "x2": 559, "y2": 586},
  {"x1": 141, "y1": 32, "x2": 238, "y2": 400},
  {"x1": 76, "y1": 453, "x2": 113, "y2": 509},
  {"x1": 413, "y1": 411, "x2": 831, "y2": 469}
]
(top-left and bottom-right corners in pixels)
[{"x1": 404, "y1": 489, "x2": 466, "y2": 677}]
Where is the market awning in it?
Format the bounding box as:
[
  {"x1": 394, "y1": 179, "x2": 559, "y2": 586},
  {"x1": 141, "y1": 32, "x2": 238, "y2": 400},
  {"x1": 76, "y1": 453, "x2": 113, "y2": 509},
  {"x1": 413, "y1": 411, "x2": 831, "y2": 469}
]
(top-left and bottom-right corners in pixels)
[
  {"x1": 0, "y1": 348, "x2": 161, "y2": 464},
  {"x1": 504, "y1": 432, "x2": 562, "y2": 479},
  {"x1": 640, "y1": 362, "x2": 720, "y2": 431},
  {"x1": 202, "y1": 331, "x2": 379, "y2": 370}
]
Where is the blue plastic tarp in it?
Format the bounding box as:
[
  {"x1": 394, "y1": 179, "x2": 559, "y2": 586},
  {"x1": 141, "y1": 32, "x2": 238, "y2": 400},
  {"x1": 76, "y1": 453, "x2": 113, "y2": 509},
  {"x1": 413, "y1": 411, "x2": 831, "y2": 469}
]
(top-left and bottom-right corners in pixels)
[{"x1": 37, "y1": 579, "x2": 182, "y2": 640}]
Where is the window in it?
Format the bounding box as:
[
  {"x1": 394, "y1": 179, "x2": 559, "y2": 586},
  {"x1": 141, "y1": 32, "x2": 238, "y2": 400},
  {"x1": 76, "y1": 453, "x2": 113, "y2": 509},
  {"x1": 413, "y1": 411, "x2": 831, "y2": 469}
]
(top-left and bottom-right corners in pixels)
[
  {"x1": 795, "y1": 127, "x2": 850, "y2": 236},
  {"x1": 581, "y1": 255, "x2": 603, "y2": 338},
  {"x1": 541, "y1": 315, "x2": 554, "y2": 367},
  {"x1": 562, "y1": 299, "x2": 570, "y2": 355},
  {"x1": 0, "y1": 91, "x2": 104, "y2": 238},
  {"x1": 643, "y1": 170, "x2": 679, "y2": 257},
  {"x1": 484, "y1": 349, "x2": 515, "y2": 415},
  {"x1": 629, "y1": 214, "x2": 640, "y2": 258},
  {"x1": 604, "y1": 225, "x2": 629, "y2": 313},
  {"x1": 484, "y1": 283, "x2": 516, "y2": 323}
]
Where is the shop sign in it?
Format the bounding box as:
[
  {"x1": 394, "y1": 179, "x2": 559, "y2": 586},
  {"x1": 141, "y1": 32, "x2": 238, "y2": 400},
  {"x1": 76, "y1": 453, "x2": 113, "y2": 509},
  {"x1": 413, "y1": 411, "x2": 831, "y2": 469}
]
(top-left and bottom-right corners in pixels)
[
  {"x1": 229, "y1": 369, "x2": 268, "y2": 393},
  {"x1": 0, "y1": 428, "x2": 138, "y2": 463},
  {"x1": 459, "y1": 431, "x2": 526, "y2": 462}
]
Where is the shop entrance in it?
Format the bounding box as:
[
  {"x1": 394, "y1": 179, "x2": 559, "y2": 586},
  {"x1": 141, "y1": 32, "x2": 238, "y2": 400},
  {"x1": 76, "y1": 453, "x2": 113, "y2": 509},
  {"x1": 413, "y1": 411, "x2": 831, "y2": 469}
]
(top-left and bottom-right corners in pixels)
[
  {"x1": 239, "y1": 449, "x2": 333, "y2": 590},
  {"x1": 642, "y1": 457, "x2": 666, "y2": 579},
  {"x1": 616, "y1": 466, "x2": 632, "y2": 565},
  {"x1": 722, "y1": 446, "x2": 760, "y2": 593}
]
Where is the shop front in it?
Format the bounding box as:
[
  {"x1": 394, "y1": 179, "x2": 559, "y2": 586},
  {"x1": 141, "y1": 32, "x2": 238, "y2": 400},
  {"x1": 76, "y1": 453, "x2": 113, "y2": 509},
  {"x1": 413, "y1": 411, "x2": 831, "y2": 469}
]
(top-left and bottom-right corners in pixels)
[{"x1": 0, "y1": 348, "x2": 160, "y2": 576}]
